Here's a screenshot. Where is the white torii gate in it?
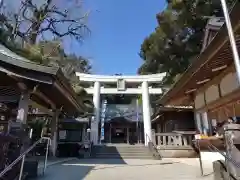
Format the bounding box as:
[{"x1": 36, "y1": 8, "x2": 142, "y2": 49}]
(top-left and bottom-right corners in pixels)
[{"x1": 76, "y1": 72, "x2": 166, "y2": 146}]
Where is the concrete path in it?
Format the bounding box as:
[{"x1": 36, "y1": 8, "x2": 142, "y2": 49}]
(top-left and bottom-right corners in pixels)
[
  {"x1": 37, "y1": 158, "x2": 214, "y2": 180},
  {"x1": 37, "y1": 157, "x2": 77, "y2": 169}
]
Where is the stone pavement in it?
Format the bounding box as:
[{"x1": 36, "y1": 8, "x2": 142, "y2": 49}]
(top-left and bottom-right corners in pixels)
[
  {"x1": 37, "y1": 157, "x2": 77, "y2": 169},
  {"x1": 26, "y1": 156, "x2": 76, "y2": 169},
  {"x1": 37, "y1": 158, "x2": 215, "y2": 180}
]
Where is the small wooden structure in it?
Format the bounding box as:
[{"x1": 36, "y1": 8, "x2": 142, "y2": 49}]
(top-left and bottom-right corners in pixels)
[
  {"x1": 0, "y1": 43, "x2": 88, "y2": 177},
  {"x1": 150, "y1": 106, "x2": 196, "y2": 157},
  {"x1": 0, "y1": 42, "x2": 86, "y2": 130},
  {"x1": 104, "y1": 117, "x2": 144, "y2": 144},
  {"x1": 57, "y1": 118, "x2": 89, "y2": 157},
  {"x1": 152, "y1": 106, "x2": 194, "y2": 133}
]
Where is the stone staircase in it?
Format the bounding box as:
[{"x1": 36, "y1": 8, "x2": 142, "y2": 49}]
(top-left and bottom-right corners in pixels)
[{"x1": 91, "y1": 144, "x2": 155, "y2": 159}]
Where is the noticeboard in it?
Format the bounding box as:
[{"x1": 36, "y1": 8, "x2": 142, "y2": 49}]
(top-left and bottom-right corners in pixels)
[{"x1": 59, "y1": 130, "x2": 66, "y2": 140}]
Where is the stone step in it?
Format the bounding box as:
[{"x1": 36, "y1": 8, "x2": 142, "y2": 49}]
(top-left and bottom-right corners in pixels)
[
  {"x1": 95, "y1": 153, "x2": 150, "y2": 156},
  {"x1": 95, "y1": 150, "x2": 149, "y2": 153},
  {"x1": 99, "y1": 145, "x2": 145, "y2": 148},
  {"x1": 95, "y1": 147, "x2": 147, "y2": 151},
  {"x1": 92, "y1": 155, "x2": 154, "y2": 159},
  {"x1": 105, "y1": 148, "x2": 148, "y2": 150},
  {"x1": 95, "y1": 153, "x2": 151, "y2": 156},
  {"x1": 96, "y1": 150, "x2": 150, "y2": 153},
  {"x1": 95, "y1": 144, "x2": 145, "y2": 147},
  {"x1": 92, "y1": 145, "x2": 154, "y2": 159},
  {"x1": 99, "y1": 144, "x2": 145, "y2": 147}
]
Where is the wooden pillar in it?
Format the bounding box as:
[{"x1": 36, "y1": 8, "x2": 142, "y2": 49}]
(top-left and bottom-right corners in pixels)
[
  {"x1": 82, "y1": 123, "x2": 86, "y2": 142},
  {"x1": 16, "y1": 92, "x2": 30, "y2": 125},
  {"x1": 127, "y1": 127, "x2": 129, "y2": 144},
  {"x1": 51, "y1": 110, "x2": 59, "y2": 157},
  {"x1": 158, "y1": 124, "x2": 161, "y2": 133},
  {"x1": 109, "y1": 123, "x2": 112, "y2": 143},
  {"x1": 136, "y1": 121, "x2": 139, "y2": 144},
  {"x1": 139, "y1": 122, "x2": 142, "y2": 144},
  {"x1": 9, "y1": 91, "x2": 31, "y2": 153},
  {"x1": 9, "y1": 91, "x2": 29, "y2": 134}
]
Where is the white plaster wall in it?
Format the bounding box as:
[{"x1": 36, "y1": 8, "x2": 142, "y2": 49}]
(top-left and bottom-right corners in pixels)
[
  {"x1": 205, "y1": 85, "x2": 220, "y2": 104},
  {"x1": 220, "y1": 72, "x2": 239, "y2": 96},
  {"x1": 194, "y1": 93, "x2": 205, "y2": 109}
]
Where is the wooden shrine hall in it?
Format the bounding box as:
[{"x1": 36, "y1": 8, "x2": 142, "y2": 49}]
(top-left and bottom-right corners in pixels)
[{"x1": 0, "y1": 43, "x2": 86, "y2": 155}]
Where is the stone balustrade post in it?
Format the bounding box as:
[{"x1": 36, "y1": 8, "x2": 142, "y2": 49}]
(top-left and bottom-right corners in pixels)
[{"x1": 224, "y1": 124, "x2": 240, "y2": 179}]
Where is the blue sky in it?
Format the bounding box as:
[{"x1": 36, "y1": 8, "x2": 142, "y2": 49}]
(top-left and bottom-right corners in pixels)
[{"x1": 64, "y1": 0, "x2": 167, "y2": 75}]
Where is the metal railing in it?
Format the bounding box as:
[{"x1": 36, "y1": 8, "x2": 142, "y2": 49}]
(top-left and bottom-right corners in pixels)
[
  {"x1": 195, "y1": 137, "x2": 240, "y2": 180},
  {"x1": 89, "y1": 141, "x2": 93, "y2": 157},
  {"x1": 206, "y1": 141, "x2": 239, "y2": 180},
  {"x1": 207, "y1": 142, "x2": 240, "y2": 168},
  {"x1": 0, "y1": 137, "x2": 51, "y2": 180}
]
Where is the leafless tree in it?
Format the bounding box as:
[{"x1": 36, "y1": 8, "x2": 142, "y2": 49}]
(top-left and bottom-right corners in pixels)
[{"x1": 1, "y1": 0, "x2": 90, "y2": 44}]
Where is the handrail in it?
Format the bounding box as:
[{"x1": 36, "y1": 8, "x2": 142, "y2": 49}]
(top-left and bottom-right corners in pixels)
[
  {"x1": 207, "y1": 142, "x2": 240, "y2": 168},
  {"x1": 195, "y1": 138, "x2": 240, "y2": 179},
  {"x1": 206, "y1": 141, "x2": 239, "y2": 180},
  {"x1": 0, "y1": 137, "x2": 51, "y2": 179},
  {"x1": 146, "y1": 133, "x2": 162, "y2": 159},
  {"x1": 89, "y1": 141, "x2": 93, "y2": 157},
  {"x1": 83, "y1": 134, "x2": 93, "y2": 157}
]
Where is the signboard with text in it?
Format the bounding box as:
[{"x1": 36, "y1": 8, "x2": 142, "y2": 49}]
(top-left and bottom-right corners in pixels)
[{"x1": 100, "y1": 100, "x2": 107, "y2": 141}]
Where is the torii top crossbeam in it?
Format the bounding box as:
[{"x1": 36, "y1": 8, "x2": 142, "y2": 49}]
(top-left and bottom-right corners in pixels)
[
  {"x1": 76, "y1": 72, "x2": 166, "y2": 83},
  {"x1": 75, "y1": 72, "x2": 166, "y2": 95}
]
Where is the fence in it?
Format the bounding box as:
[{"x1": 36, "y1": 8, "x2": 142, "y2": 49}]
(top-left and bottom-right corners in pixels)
[{"x1": 152, "y1": 132, "x2": 195, "y2": 149}]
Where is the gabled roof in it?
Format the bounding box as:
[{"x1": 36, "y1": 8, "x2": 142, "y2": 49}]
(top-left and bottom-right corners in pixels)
[{"x1": 151, "y1": 105, "x2": 193, "y2": 122}]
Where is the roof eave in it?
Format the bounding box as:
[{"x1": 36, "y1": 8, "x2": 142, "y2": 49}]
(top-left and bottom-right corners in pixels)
[
  {"x1": 159, "y1": 2, "x2": 240, "y2": 105},
  {"x1": 54, "y1": 70, "x2": 86, "y2": 112},
  {"x1": 0, "y1": 44, "x2": 85, "y2": 115}
]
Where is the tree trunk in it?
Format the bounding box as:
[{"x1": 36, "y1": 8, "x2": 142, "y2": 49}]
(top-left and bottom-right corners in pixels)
[{"x1": 28, "y1": 21, "x2": 41, "y2": 44}]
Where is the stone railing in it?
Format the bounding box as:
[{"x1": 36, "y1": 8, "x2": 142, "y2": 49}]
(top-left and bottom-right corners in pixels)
[{"x1": 152, "y1": 131, "x2": 195, "y2": 149}]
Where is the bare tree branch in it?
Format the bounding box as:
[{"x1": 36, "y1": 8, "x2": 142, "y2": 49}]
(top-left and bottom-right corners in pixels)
[{"x1": 1, "y1": 0, "x2": 90, "y2": 44}]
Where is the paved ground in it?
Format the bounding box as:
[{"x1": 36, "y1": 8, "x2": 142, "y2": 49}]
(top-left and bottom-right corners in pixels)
[
  {"x1": 37, "y1": 158, "x2": 215, "y2": 180},
  {"x1": 37, "y1": 157, "x2": 76, "y2": 168}
]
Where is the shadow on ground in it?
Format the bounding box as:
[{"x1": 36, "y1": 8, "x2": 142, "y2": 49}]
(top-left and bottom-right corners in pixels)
[
  {"x1": 76, "y1": 158, "x2": 127, "y2": 165},
  {"x1": 33, "y1": 158, "x2": 212, "y2": 180},
  {"x1": 36, "y1": 162, "x2": 94, "y2": 180},
  {"x1": 91, "y1": 161, "x2": 179, "y2": 171}
]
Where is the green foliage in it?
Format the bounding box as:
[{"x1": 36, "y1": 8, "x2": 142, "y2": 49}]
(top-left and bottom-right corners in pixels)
[
  {"x1": 28, "y1": 118, "x2": 49, "y2": 141},
  {"x1": 138, "y1": 0, "x2": 236, "y2": 85},
  {"x1": 0, "y1": 33, "x2": 45, "y2": 64}
]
